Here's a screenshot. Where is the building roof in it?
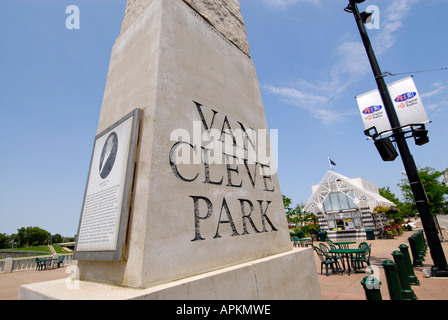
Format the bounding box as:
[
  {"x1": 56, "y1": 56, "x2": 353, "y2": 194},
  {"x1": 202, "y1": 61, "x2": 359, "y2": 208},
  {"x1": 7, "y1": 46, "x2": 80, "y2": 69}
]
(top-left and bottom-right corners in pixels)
[{"x1": 303, "y1": 170, "x2": 395, "y2": 213}]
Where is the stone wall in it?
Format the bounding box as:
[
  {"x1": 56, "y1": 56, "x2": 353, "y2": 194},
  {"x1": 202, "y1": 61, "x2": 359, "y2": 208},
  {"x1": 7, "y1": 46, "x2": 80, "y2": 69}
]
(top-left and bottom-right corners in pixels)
[{"x1": 120, "y1": 0, "x2": 250, "y2": 56}]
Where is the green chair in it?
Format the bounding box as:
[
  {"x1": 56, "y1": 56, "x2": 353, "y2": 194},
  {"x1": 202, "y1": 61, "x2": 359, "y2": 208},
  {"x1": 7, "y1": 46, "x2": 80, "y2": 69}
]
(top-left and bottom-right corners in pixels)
[
  {"x1": 35, "y1": 257, "x2": 44, "y2": 271},
  {"x1": 319, "y1": 243, "x2": 345, "y2": 272},
  {"x1": 56, "y1": 255, "x2": 65, "y2": 268},
  {"x1": 326, "y1": 239, "x2": 337, "y2": 250},
  {"x1": 314, "y1": 246, "x2": 338, "y2": 277},
  {"x1": 353, "y1": 242, "x2": 371, "y2": 270}
]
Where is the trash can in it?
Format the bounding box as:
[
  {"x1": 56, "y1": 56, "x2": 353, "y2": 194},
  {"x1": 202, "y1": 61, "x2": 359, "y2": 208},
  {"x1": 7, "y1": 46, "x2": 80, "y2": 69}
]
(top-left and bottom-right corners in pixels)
[
  {"x1": 366, "y1": 228, "x2": 375, "y2": 240},
  {"x1": 295, "y1": 231, "x2": 304, "y2": 239},
  {"x1": 318, "y1": 231, "x2": 327, "y2": 241}
]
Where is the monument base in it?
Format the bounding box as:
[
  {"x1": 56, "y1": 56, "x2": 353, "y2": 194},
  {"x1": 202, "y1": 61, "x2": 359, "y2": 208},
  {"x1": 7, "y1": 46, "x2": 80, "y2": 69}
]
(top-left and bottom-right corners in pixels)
[{"x1": 19, "y1": 248, "x2": 321, "y2": 300}]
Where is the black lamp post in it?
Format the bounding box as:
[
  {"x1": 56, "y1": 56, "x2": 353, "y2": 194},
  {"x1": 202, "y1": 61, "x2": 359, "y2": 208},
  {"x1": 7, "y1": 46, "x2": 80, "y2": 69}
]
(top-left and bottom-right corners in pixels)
[{"x1": 345, "y1": 0, "x2": 448, "y2": 277}]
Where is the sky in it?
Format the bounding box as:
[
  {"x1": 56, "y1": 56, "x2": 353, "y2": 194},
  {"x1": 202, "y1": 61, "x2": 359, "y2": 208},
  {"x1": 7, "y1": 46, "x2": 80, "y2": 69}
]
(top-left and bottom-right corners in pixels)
[{"x1": 0, "y1": 0, "x2": 447, "y2": 237}]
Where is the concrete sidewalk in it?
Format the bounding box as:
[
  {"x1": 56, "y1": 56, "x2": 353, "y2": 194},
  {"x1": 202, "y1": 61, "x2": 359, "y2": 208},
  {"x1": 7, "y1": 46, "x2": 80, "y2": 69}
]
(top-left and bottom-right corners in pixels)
[
  {"x1": 1, "y1": 224, "x2": 447, "y2": 300},
  {"x1": 0, "y1": 266, "x2": 69, "y2": 300},
  {"x1": 314, "y1": 226, "x2": 448, "y2": 300}
]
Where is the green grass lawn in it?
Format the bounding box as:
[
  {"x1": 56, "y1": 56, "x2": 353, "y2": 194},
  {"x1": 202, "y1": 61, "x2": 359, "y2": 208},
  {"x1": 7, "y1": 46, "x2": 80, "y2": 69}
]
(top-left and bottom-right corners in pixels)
[
  {"x1": 0, "y1": 245, "x2": 67, "y2": 258},
  {"x1": 0, "y1": 246, "x2": 51, "y2": 253}
]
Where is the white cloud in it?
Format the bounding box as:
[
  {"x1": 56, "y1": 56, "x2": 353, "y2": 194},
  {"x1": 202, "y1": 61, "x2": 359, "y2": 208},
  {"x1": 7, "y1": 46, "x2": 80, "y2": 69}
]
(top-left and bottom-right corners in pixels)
[
  {"x1": 263, "y1": 0, "x2": 421, "y2": 125},
  {"x1": 264, "y1": 84, "x2": 327, "y2": 105},
  {"x1": 261, "y1": 0, "x2": 321, "y2": 8},
  {"x1": 263, "y1": 83, "x2": 357, "y2": 125},
  {"x1": 421, "y1": 82, "x2": 447, "y2": 99},
  {"x1": 425, "y1": 100, "x2": 448, "y2": 112},
  {"x1": 421, "y1": 82, "x2": 447, "y2": 114},
  {"x1": 373, "y1": 0, "x2": 419, "y2": 54}
]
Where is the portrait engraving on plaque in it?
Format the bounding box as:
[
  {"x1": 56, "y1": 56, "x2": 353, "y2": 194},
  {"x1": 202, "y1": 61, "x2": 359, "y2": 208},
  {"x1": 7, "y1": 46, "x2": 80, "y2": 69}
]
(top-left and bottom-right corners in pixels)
[
  {"x1": 74, "y1": 109, "x2": 142, "y2": 261},
  {"x1": 99, "y1": 132, "x2": 118, "y2": 179}
]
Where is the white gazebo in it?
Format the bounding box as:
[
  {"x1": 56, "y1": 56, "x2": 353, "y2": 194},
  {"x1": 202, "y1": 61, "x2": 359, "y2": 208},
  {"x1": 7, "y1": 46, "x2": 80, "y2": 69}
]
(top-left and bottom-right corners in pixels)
[{"x1": 303, "y1": 170, "x2": 395, "y2": 241}]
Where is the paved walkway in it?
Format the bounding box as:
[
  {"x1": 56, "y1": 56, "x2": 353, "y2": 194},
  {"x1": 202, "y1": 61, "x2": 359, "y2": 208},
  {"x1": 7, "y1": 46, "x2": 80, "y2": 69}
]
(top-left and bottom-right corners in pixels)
[
  {"x1": 0, "y1": 266, "x2": 69, "y2": 300},
  {"x1": 1, "y1": 221, "x2": 447, "y2": 300},
  {"x1": 314, "y1": 224, "x2": 448, "y2": 300}
]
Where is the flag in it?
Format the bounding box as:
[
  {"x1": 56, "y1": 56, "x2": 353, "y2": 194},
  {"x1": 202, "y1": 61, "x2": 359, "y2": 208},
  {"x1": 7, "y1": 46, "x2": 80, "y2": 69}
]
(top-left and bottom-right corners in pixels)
[{"x1": 328, "y1": 156, "x2": 336, "y2": 171}]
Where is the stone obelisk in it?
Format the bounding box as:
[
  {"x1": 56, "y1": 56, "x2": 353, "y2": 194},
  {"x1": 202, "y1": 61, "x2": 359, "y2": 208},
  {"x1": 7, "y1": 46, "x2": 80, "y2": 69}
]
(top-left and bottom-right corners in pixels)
[{"x1": 19, "y1": 0, "x2": 320, "y2": 300}]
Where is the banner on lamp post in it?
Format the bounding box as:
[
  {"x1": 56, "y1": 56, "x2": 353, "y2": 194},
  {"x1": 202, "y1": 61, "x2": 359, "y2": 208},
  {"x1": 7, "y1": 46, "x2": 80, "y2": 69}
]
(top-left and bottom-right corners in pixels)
[
  {"x1": 388, "y1": 76, "x2": 429, "y2": 128},
  {"x1": 357, "y1": 76, "x2": 429, "y2": 135},
  {"x1": 356, "y1": 89, "x2": 392, "y2": 135}
]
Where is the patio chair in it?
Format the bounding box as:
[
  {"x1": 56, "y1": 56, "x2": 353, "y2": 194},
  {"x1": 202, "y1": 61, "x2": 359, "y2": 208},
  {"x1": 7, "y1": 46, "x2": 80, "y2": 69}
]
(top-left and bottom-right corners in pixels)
[
  {"x1": 35, "y1": 257, "x2": 44, "y2": 271},
  {"x1": 314, "y1": 246, "x2": 338, "y2": 277},
  {"x1": 319, "y1": 243, "x2": 344, "y2": 272},
  {"x1": 353, "y1": 242, "x2": 371, "y2": 270},
  {"x1": 326, "y1": 239, "x2": 338, "y2": 250},
  {"x1": 56, "y1": 255, "x2": 65, "y2": 268}
]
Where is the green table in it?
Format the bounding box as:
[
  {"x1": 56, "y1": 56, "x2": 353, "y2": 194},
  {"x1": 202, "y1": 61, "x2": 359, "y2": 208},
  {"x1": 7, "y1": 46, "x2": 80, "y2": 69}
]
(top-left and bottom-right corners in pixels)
[
  {"x1": 333, "y1": 241, "x2": 356, "y2": 249},
  {"x1": 329, "y1": 248, "x2": 364, "y2": 275},
  {"x1": 293, "y1": 238, "x2": 311, "y2": 247}
]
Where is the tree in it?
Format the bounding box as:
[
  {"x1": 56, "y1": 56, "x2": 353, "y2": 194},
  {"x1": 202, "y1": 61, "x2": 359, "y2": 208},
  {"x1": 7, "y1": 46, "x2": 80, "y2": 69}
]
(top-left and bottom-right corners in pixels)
[
  {"x1": 16, "y1": 226, "x2": 51, "y2": 247},
  {"x1": 282, "y1": 195, "x2": 303, "y2": 226},
  {"x1": 53, "y1": 234, "x2": 62, "y2": 244},
  {"x1": 379, "y1": 186, "x2": 412, "y2": 217},
  {"x1": 398, "y1": 167, "x2": 448, "y2": 216},
  {"x1": 0, "y1": 233, "x2": 10, "y2": 249},
  {"x1": 379, "y1": 186, "x2": 400, "y2": 205}
]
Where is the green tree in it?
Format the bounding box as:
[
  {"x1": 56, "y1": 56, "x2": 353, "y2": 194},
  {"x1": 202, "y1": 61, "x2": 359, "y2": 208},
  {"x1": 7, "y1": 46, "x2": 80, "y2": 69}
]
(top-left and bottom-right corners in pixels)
[
  {"x1": 54, "y1": 234, "x2": 63, "y2": 243},
  {"x1": 16, "y1": 226, "x2": 51, "y2": 247},
  {"x1": 282, "y1": 195, "x2": 302, "y2": 226},
  {"x1": 0, "y1": 233, "x2": 10, "y2": 249},
  {"x1": 379, "y1": 186, "x2": 401, "y2": 205},
  {"x1": 379, "y1": 186, "x2": 412, "y2": 217},
  {"x1": 398, "y1": 167, "x2": 448, "y2": 216}
]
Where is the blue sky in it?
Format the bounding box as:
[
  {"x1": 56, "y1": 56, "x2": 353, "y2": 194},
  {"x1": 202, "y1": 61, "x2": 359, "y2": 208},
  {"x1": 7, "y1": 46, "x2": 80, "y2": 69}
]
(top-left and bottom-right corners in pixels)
[{"x1": 0, "y1": 0, "x2": 447, "y2": 237}]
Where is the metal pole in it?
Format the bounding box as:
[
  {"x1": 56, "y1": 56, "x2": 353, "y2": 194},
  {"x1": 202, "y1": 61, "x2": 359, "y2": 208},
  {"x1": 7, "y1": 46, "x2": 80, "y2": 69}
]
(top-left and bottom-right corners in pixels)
[{"x1": 348, "y1": 0, "x2": 448, "y2": 276}]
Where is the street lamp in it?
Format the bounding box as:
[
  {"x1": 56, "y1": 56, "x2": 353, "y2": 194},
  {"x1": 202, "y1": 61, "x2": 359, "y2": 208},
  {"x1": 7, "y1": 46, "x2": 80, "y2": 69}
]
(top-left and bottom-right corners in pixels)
[{"x1": 345, "y1": 0, "x2": 448, "y2": 277}]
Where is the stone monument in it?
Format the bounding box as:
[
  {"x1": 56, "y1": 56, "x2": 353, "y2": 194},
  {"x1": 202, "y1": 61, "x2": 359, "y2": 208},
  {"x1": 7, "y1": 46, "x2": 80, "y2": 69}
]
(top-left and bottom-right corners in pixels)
[{"x1": 19, "y1": 0, "x2": 320, "y2": 300}]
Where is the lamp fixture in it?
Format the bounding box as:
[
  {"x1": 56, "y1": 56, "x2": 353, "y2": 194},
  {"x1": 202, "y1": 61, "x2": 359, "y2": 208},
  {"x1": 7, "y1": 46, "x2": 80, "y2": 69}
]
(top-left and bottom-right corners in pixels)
[
  {"x1": 364, "y1": 126, "x2": 378, "y2": 138},
  {"x1": 360, "y1": 11, "x2": 373, "y2": 24},
  {"x1": 411, "y1": 124, "x2": 429, "y2": 146},
  {"x1": 344, "y1": 0, "x2": 366, "y2": 14}
]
